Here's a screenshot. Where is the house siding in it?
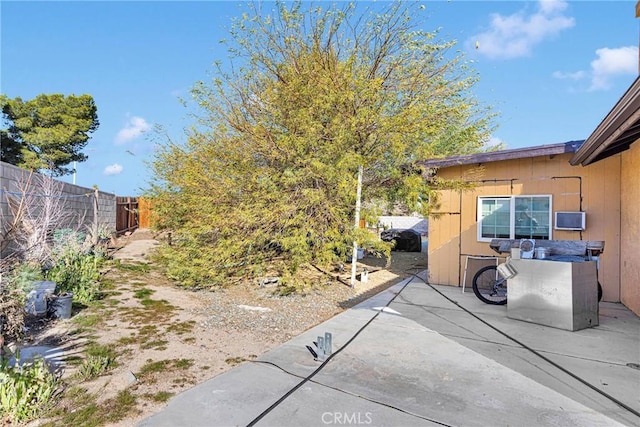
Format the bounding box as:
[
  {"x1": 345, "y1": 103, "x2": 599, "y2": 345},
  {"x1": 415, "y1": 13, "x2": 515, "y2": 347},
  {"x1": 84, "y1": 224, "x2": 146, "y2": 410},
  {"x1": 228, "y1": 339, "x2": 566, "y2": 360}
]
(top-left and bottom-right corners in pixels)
[
  {"x1": 620, "y1": 141, "x2": 640, "y2": 314},
  {"x1": 429, "y1": 188, "x2": 462, "y2": 286},
  {"x1": 427, "y1": 152, "x2": 622, "y2": 303}
]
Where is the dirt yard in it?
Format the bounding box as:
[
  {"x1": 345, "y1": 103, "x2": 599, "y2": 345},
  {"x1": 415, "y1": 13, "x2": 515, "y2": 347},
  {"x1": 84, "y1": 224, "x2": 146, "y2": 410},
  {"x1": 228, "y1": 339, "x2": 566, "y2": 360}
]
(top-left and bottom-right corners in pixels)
[{"x1": 23, "y1": 229, "x2": 427, "y2": 426}]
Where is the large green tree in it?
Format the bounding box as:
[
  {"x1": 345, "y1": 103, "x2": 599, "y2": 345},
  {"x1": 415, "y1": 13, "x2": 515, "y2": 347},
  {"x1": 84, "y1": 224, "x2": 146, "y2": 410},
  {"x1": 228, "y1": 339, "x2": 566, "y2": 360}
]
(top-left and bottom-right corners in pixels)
[
  {"x1": 1, "y1": 93, "x2": 99, "y2": 176},
  {"x1": 149, "y1": 1, "x2": 496, "y2": 288}
]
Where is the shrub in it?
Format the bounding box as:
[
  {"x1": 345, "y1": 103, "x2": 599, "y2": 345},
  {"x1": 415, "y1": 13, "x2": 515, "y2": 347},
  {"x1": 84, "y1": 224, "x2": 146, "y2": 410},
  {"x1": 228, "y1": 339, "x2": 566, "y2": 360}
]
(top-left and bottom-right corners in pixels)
[
  {"x1": 47, "y1": 253, "x2": 103, "y2": 304},
  {"x1": 0, "y1": 288, "x2": 26, "y2": 343},
  {"x1": 0, "y1": 263, "x2": 43, "y2": 343},
  {"x1": 0, "y1": 355, "x2": 59, "y2": 423},
  {"x1": 5, "y1": 262, "x2": 44, "y2": 291}
]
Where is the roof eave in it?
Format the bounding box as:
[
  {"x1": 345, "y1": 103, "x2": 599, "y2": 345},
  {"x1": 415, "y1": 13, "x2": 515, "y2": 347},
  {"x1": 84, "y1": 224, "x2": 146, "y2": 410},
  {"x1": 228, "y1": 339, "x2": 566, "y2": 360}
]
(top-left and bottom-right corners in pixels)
[
  {"x1": 570, "y1": 76, "x2": 640, "y2": 166},
  {"x1": 419, "y1": 141, "x2": 583, "y2": 170}
]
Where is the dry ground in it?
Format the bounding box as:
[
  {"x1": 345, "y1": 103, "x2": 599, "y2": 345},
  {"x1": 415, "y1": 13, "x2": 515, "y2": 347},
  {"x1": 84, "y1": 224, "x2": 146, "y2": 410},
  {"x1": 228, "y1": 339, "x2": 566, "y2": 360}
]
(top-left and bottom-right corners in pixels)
[{"x1": 21, "y1": 229, "x2": 427, "y2": 426}]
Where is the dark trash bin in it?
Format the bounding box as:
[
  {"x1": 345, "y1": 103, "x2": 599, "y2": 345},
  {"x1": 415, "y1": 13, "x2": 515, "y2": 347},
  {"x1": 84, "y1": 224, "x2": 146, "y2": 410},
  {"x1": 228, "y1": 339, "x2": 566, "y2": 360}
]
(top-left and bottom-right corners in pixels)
[
  {"x1": 380, "y1": 229, "x2": 422, "y2": 252},
  {"x1": 49, "y1": 293, "x2": 74, "y2": 319}
]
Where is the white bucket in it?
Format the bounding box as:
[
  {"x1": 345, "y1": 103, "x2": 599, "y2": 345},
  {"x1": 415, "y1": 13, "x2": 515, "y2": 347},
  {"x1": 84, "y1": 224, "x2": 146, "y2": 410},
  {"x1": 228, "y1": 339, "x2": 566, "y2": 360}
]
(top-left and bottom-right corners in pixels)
[{"x1": 25, "y1": 281, "x2": 56, "y2": 316}]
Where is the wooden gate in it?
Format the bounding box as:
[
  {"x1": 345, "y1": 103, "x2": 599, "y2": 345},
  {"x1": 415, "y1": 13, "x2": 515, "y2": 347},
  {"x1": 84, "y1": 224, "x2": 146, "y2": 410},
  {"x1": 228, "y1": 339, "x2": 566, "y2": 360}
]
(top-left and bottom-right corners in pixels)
[
  {"x1": 138, "y1": 197, "x2": 153, "y2": 228},
  {"x1": 116, "y1": 196, "x2": 138, "y2": 235}
]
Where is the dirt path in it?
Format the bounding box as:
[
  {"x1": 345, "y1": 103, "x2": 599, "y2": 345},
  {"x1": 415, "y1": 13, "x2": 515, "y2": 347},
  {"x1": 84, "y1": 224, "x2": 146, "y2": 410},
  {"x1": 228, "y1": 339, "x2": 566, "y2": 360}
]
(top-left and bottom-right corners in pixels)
[{"x1": 26, "y1": 229, "x2": 427, "y2": 426}]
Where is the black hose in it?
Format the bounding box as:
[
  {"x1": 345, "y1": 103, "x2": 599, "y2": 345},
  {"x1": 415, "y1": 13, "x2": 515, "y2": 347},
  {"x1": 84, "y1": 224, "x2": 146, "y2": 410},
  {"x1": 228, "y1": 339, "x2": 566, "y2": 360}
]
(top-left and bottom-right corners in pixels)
[
  {"x1": 246, "y1": 275, "x2": 418, "y2": 427},
  {"x1": 249, "y1": 265, "x2": 639, "y2": 426},
  {"x1": 424, "y1": 282, "x2": 640, "y2": 420}
]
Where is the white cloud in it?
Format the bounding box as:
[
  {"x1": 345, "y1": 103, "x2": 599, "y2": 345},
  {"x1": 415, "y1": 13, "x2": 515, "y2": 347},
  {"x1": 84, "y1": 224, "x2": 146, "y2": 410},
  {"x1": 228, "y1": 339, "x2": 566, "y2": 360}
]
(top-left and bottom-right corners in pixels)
[
  {"x1": 115, "y1": 116, "x2": 151, "y2": 145},
  {"x1": 467, "y1": 0, "x2": 574, "y2": 59},
  {"x1": 589, "y1": 46, "x2": 637, "y2": 91},
  {"x1": 539, "y1": 0, "x2": 567, "y2": 15},
  {"x1": 552, "y1": 46, "x2": 637, "y2": 91},
  {"x1": 551, "y1": 70, "x2": 586, "y2": 81},
  {"x1": 486, "y1": 136, "x2": 506, "y2": 150},
  {"x1": 104, "y1": 163, "x2": 123, "y2": 176}
]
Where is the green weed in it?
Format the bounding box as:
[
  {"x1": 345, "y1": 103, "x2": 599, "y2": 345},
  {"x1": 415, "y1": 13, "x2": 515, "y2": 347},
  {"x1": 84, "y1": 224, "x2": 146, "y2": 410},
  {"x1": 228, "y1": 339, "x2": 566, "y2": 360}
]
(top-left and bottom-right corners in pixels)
[
  {"x1": 48, "y1": 388, "x2": 137, "y2": 427},
  {"x1": 134, "y1": 288, "x2": 154, "y2": 299},
  {"x1": 103, "y1": 390, "x2": 138, "y2": 422},
  {"x1": 118, "y1": 336, "x2": 137, "y2": 345},
  {"x1": 141, "y1": 340, "x2": 168, "y2": 350},
  {"x1": 225, "y1": 355, "x2": 257, "y2": 366},
  {"x1": 0, "y1": 356, "x2": 59, "y2": 423},
  {"x1": 150, "y1": 391, "x2": 175, "y2": 403},
  {"x1": 76, "y1": 343, "x2": 118, "y2": 380},
  {"x1": 77, "y1": 355, "x2": 114, "y2": 380},
  {"x1": 47, "y1": 253, "x2": 104, "y2": 304},
  {"x1": 113, "y1": 260, "x2": 151, "y2": 273},
  {"x1": 71, "y1": 314, "x2": 102, "y2": 328},
  {"x1": 166, "y1": 320, "x2": 196, "y2": 335},
  {"x1": 137, "y1": 358, "x2": 194, "y2": 380}
]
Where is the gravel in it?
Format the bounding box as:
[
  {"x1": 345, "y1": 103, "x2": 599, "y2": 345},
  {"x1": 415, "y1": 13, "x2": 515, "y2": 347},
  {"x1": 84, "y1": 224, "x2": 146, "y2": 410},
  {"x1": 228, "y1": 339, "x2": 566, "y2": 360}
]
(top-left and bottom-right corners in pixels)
[{"x1": 194, "y1": 281, "x2": 367, "y2": 342}]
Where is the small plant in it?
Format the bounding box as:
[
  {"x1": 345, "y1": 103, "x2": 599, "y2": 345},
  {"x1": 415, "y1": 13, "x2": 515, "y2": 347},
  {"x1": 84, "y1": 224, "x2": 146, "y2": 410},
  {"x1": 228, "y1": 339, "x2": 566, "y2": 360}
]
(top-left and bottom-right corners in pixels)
[
  {"x1": 71, "y1": 313, "x2": 103, "y2": 329},
  {"x1": 87, "y1": 222, "x2": 113, "y2": 243},
  {"x1": 224, "y1": 354, "x2": 257, "y2": 366},
  {"x1": 166, "y1": 320, "x2": 196, "y2": 335},
  {"x1": 136, "y1": 358, "x2": 194, "y2": 381},
  {"x1": 74, "y1": 342, "x2": 117, "y2": 380},
  {"x1": 112, "y1": 260, "x2": 151, "y2": 273},
  {"x1": 77, "y1": 355, "x2": 114, "y2": 380},
  {"x1": 0, "y1": 355, "x2": 59, "y2": 423},
  {"x1": 133, "y1": 288, "x2": 154, "y2": 300},
  {"x1": 224, "y1": 356, "x2": 247, "y2": 366},
  {"x1": 47, "y1": 253, "x2": 104, "y2": 304},
  {"x1": 148, "y1": 391, "x2": 174, "y2": 403},
  {"x1": 45, "y1": 227, "x2": 111, "y2": 304},
  {"x1": 103, "y1": 389, "x2": 138, "y2": 423},
  {"x1": 6, "y1": 262, "x2": 44, "y2": 291},
  {"x1": 52, "y1": 228, "x2": 87, "y2": 252},
  {"x1": 48, "y1": 387, "x2": 101, "y2": 427},
  {"x1": 0, "y1": 263, "x2": 42, "y2": 345},
  {"x1": 273, "y1": 284, "x2": 298, "y2": 297},
  {"x1": 51, "y1": 387, "x2": 137, "y2": 427}
]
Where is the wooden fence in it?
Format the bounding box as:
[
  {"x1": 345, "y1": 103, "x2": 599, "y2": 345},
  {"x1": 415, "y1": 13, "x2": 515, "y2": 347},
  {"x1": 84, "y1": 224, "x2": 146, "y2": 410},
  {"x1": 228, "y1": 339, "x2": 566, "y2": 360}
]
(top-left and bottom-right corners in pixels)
[{"x1": 116, "y1": 196, "x2": 138, "y2": 235}]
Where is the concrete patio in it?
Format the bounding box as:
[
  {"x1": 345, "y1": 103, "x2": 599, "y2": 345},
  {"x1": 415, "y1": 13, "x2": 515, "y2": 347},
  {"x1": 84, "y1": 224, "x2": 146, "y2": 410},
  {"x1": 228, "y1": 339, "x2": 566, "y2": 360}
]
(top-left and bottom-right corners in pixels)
[{"x1": 140, "y1": 273, "x2": 640, "y2": 426}]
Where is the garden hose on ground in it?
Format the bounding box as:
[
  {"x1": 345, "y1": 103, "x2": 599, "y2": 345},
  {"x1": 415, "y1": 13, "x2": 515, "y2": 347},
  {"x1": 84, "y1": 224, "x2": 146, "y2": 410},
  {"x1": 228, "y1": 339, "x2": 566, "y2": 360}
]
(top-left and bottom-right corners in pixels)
[
  {"x1": 421, "y1": 279, "x2": 640, "y2": 420},
  {"x1": 247, "y1": 273, "x2": 452, "y2": 427},
  {"x1": 250, "y1": 266, "x2": 640, "y2": 426}
]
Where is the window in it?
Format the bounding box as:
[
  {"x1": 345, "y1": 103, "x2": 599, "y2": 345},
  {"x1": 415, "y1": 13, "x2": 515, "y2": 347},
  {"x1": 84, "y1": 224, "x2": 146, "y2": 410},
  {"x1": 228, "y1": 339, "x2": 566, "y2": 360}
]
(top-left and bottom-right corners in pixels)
[{"x1": 477, "y1": 196, "x2": 552, "y2": 242}]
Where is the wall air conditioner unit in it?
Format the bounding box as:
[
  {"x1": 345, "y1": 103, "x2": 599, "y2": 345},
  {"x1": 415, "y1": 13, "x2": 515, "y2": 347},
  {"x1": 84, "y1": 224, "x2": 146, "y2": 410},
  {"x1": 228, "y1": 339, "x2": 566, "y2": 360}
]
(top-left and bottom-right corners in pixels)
[{"x1": 555, "y1": 211, "x2": 586, "y2": 231}]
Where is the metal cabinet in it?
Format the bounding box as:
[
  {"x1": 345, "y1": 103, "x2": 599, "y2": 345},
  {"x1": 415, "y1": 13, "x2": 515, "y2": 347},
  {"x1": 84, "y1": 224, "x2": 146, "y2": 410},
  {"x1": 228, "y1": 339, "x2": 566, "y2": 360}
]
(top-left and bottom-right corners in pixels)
[{"x1": 507, "y1": 259, "x2": 599, "y2": 331}]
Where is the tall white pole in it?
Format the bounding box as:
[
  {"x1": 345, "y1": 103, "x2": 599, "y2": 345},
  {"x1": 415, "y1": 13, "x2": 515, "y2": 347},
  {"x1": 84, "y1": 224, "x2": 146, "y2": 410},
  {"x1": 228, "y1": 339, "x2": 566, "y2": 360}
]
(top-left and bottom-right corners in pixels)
[
  {"x1": 350, "y1": 165, "x2": 363, "y2": 287},
  {"x1": 72, "y1": 161, "x2": 77, "y2": 185}
]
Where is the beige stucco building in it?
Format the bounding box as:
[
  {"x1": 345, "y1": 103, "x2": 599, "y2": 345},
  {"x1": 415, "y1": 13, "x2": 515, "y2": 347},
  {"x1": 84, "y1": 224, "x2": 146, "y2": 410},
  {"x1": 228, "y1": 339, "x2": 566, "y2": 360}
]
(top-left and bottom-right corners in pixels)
[{"x1": 421, "y1": 76, "x2": 639, "y2": 316}]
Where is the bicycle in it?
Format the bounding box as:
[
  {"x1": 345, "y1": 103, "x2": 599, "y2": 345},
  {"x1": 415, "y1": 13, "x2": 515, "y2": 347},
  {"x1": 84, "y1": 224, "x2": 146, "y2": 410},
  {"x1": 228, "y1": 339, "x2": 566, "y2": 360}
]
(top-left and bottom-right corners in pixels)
[
  {"x1": 471, "y1": 261, "x2": 603, "y2": 306},
  {"x1": 472, "y1": 264, "x2": 508, "y2": 305}
]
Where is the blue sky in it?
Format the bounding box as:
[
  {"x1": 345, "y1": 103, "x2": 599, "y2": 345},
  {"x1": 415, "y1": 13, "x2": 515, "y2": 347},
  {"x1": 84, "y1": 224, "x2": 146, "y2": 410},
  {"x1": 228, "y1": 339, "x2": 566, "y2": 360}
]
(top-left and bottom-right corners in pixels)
[{"x1": 1, "y1": 1, "x2": 638, "y2": 196}]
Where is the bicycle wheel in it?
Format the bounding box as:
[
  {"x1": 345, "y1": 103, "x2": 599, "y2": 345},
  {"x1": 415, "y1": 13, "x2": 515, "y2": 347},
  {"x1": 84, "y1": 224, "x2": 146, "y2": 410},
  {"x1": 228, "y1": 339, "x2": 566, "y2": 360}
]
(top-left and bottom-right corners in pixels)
[
  {"x1": 472, "y1": 265, "x2": 508, "y2": 305},
  {"x1": 597, "y1": 281, "x2": 603, "y2": 302}
]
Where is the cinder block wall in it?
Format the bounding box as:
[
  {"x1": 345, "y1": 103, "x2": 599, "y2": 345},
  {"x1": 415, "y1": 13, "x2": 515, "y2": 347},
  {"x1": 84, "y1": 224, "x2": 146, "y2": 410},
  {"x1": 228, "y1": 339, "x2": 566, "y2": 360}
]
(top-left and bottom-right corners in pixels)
[{"x1": 0, "y1": 161, "x2": 116, "y2": 257}]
